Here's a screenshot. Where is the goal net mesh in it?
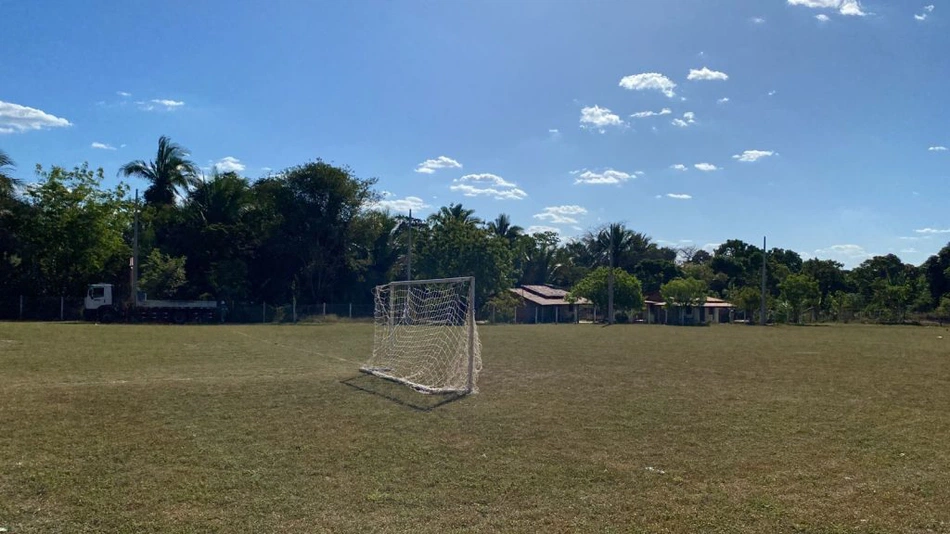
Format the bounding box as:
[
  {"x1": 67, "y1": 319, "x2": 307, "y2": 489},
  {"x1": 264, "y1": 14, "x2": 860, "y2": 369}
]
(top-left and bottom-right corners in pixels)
[{"x1": 363, "y1": 278, "x2": 482, "y2": 394}]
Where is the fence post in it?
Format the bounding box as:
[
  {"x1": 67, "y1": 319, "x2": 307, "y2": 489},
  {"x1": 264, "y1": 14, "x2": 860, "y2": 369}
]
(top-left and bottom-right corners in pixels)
[
  {"x1": 293, "y1": 296, "x2": 297, "y2": 323},
  {"x1": 555, "y1": 307, "x2": 559, "y2": 324},
  {"x1": 349, "y1": 303, "x2": 353, "y2": 319},
  {"x1": 492, "y1": 304, "x2": 496, "y2": 324},
  {"x1": 535, "y1": 307, "x2": 538, "y2": 324},
  {"x1": 60, "y1": 296, "x2": 64, "y2": 321},
  {"x1": 323, "y1": 302, "x2": 326, "y2": 319},
  {"x1": 594, "y1": 306, "x2": 597, "y2": 323},
  {"x1": 262, "y1": 301, "x2": 266, "y2": 323},
  {"x1": 19, "y1": 295, "x2": 24, "y2": 320}
]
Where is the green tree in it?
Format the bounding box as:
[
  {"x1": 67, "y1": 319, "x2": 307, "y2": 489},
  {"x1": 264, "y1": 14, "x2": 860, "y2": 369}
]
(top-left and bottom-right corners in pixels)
[
  {"x1": 21, "y1": 164, "x2": 132, "y2": 296},
  {"x1": 429, "y1": 203, "x2": 481, "y2": 226},
  {"x1": 415, "y1": 216, "x2": 514, "y2": 306},
  {"x1": 569, "y1": 267, "x2": 644, "y2": 315},
  {"x1": 250, "y1": 160, "x2": 378, "y2": 304},
  {"x1": 936, "y1": 296, "x2": 950, "y2": 324},
  {"x1": 802, "y1": 258, "x2": 847, "y2": 312},
  {"x1": 138, "y1": 249, "x2": 187, "y2": 299},
  {"x1": 119, "y1": 136, "x2": 199, "y2": 207},
  {"x1": 0, "y1": 148, "x2": 19, "y2": 197},
  {"x1": 660, "y1": 277, "x2": 708, "y2": 325},
  {"x1": 634, "y1": 259, "x2": 681, "y2": 294},
  {"x1": 728, "y1": 286, "x2": 761, "y2": 322},
  {"x1": 779, "y1": 273, "x2": 820, "y2": 323},
  {"x1": 487, "y1": 213, "x2": 523, "y2": 242}
]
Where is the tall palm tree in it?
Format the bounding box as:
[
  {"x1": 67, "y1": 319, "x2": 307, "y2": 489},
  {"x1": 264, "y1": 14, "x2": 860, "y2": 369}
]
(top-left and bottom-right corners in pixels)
[
  {"x1": 583, "y1": 223, "x2": 640, "y2": 324},
  {"x1": 487, "y1": 213, "x2": 523, "y2": 241},
  {"x1": 119, "y1": 136, "x2": 199, "y2": 206},
  {"x1": 0, "y1": 149, "x2": 18, "y2": 197},
  {"x1": 429, "y1": 203, "x2": 481, "y2": 226}
]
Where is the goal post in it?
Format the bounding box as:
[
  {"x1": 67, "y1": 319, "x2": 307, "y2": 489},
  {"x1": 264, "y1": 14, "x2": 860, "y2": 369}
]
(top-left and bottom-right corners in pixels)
[{"x1": 362, "y1": 276, "x2": 482, "y2": 395}]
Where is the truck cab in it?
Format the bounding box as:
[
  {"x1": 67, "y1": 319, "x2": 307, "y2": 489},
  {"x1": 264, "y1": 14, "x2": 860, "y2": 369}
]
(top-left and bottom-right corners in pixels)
[{"x1": 84, "y1": 283, "x2": 120, "y2": 322}]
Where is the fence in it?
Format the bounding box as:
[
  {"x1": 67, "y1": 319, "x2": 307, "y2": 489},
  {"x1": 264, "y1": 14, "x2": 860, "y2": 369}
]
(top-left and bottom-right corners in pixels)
[{"x1": 0, "y1": 296, "x2": 86, "y2": 321}]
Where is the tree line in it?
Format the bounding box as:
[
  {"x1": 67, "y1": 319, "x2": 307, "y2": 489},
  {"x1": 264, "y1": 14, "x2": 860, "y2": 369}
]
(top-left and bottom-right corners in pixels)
[{"x1": 2, "y1": 138, "x2": 949, "y2": 323}]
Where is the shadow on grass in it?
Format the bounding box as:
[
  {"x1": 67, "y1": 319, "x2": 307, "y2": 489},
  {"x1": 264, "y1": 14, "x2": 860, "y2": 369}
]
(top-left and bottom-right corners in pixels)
[{"x1": 340, "y1": 374, "x2": 466, "y2": 412}]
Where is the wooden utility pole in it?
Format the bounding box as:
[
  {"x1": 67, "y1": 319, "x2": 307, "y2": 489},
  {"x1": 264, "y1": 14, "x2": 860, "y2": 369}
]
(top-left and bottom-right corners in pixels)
[
  {"x1": 607, "y1": 229, "x2": 615, "y2": 325},
  {"x1": 760, "y1": 236, "x2": 767, "y2": 326}
]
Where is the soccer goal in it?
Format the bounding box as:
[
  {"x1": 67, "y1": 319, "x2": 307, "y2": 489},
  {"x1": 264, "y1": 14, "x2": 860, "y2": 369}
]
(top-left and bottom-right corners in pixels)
[{"x1": 362, "y1": 276, "x2": 482, "y2": 395}]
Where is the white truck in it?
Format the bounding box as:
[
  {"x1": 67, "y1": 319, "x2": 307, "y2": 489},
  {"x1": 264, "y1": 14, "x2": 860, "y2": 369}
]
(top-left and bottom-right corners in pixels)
[{"x1": 83, "y1": 283, "x2": 225, "y2": 323}]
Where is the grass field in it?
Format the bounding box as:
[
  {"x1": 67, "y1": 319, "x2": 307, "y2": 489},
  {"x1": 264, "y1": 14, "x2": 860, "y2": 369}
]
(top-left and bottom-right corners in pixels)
[{"x1": 1, "y1": 322, "x2": 949, "y2": 533}]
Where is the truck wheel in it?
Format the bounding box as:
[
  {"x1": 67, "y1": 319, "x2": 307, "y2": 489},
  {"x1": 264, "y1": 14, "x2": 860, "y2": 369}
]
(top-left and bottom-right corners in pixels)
[
  {"x1": 100, "y1": 310, "x2": 115, "y2": 324},
  {"x1": 173, "y1": 310, "x2": 187, "y2": 324}
]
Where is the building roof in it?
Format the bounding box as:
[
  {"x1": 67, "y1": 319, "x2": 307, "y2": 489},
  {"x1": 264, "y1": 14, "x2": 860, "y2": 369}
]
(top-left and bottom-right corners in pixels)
[
  {"x1": 509, "y1": 285, "x2": 589, "y2": 306},
  {"x1": 644, "y1": 295, "x2": 735, "y2": 308}
]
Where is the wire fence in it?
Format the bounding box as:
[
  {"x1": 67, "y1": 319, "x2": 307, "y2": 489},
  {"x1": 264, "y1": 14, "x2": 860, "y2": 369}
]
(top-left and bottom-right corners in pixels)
[{"x1": 4, "y1": 295, "x2": 943, "y2": 325}]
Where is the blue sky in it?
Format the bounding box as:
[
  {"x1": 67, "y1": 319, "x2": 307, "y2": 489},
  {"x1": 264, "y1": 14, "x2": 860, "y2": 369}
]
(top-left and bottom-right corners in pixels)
[{"x1": 1, "y1": 0, "x2": 948, "y2": 267}]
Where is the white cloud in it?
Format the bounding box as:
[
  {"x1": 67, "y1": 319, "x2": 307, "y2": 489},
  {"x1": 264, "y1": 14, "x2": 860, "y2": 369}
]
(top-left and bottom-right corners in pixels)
[
  {"x1": 814, "y1": 244, "x2": 871, "y2": 260},
  {"x1": 91, "y1": 142, "x2": 116, "y2": 150},
  {"x1": 117, "y1": 91, "x2": 131, "y2": 97},
  {"x1": 580, "y1": 105, "x2": 625, "y2": 132},
  {"x1": 618, "y1": 72, "x2": 677, "y2": 98},
  {"x1": 370, "y1": 195, "x2": 430, "y2": 214},
  {"x1": 816, "y1": 13, "x2": 831, "y2": 21},
  {"x1": 687, "y1": 67, "x2": 729, "y2": 81},
  {"x1": 901, "y1": 248, "x2": 919, "y2": 254},
  {"x1": 450, "y1": 183, "x2": 526, "y2": 200},
  {"x1": 630, "y1": 108, "x2": 672, "y2": 119},
  {"x1": 136, "y1": 99, "x2": 185, "y2": 111},
  {"x1": 752, "y1": 17, "x2": 766, "y2": 24},
  {"x1": 534, "y1": 205, "x2": 588, "y2": 224},
  {"x1": 415, "y1": 156, "x2": 462, "y2": 174},
  {"x1": 915, "y1": 13, "x2": 928, "y2": 20},
  {"x1": 635, "y1": 170, "x2": 645, "y2": 176},
  {"x1": 666, "y1": 193, "x2": 692, "y2": 199},
  {"x1": 527, "y1": 225, "x2": 560, "y2": 235},
  {"x1": 768, "y1": 90, "x2": 777, "y2": 96},
  {"x1": 717, "y1": 97, "x2": 730, "y2": 104},
  {"x1": 788, "y1": 0, "x2": 867, "y2": 16},
  {"x1": 574, "y1": 169, "x2": 634, "y2": 185},
  {"x1": 455, "y1": 173, "x2": 516, "y2": 188},
  {"x1": 450, "y1": 173, "x2": 526, "y2": 200},
  {"x1": 899, "y1": 236, "x2": 929, "y2": 241},
  {"x1": 0, "y1": 100, "x2": 72, "y2": 134},
  {"x1": 261, "y1": 167, "x2": 272, "y2": 173},
  {"x1": 694, "y1": 163, "x2": 719, "y2": 172},
  {"x1": 214, "y1": 156, "x2": 245, "y2": 173},
  {"x1": 925, "y1": 4, "x2": 936, "y2": 11},
  {"x1": 670, "y1": 164, "x2": 688, "y2": 171},
  {"x1": 915, "y1": 227, "x2": 950, "y2": 234},
  {"x1": 732, "y1": 150, "x2": 776, "y2": 162},
  {"x1": 671, "y1": 111, "x2": 696, "y2": 128},
  {"x1": 928, "y1": 146, "x2": 947, "y2": 151}
]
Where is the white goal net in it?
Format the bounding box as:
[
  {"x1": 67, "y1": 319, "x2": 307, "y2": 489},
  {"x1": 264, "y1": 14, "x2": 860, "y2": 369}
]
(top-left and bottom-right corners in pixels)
[{"x1": 362, "y1": 277, "x2": 482, "y2": 394}]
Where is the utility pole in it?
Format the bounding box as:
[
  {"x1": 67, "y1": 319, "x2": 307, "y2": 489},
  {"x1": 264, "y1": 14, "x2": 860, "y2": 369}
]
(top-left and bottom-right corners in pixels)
[
  {"x1": 407, "y1": 209, "x2": 412, "y2": 282},
  {"x1": 607, "y1": 229, "x2": 615, "y2": 325},
  {"x1": 131, "y1": 189, "x2": 140, "y2": 306},
  {"x1": 760, "y1": 235, "x2": 767, "y2": 326}
]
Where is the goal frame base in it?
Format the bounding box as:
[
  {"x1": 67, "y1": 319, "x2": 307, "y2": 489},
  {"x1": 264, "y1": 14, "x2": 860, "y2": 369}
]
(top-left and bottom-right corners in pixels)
[{"x1": 359, "y1": 367, "x2": 473, "y2": 396}]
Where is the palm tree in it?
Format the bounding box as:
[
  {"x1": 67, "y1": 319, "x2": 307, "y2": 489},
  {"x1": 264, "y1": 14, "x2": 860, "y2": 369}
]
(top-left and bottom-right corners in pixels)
[
  {"x1": 487, "y1": 213, "x2": 523, "y2": 241},
  {"x1": 0, "y1": 149, "x2": 18, "y2": 197},
  {"x1": 583, "y1": 223, "x2": 640, "y2": 324},
  {"x1": 119, "y1": 136, "x2": 199, "y2": 206},
  {"x1": 429, "y1": 203, "x2": 480, "y2": 226},
  {"x1": 186, "y1": 169, "x2": 252, "y2": 226}
]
